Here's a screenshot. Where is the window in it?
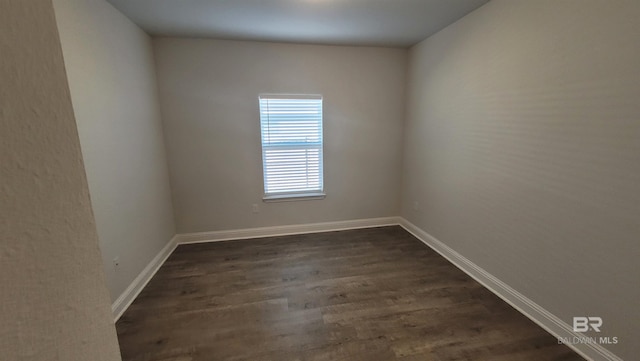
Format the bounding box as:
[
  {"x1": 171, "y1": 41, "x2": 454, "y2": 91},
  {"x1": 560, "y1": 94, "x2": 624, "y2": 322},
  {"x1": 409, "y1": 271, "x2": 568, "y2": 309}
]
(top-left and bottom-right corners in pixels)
[{"x1": 259, "y1": 94, "x2": 324, "y2": 201}]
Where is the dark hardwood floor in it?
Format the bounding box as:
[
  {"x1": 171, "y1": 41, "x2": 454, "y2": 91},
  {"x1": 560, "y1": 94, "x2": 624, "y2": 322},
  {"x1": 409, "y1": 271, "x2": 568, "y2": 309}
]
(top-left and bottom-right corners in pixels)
[{"x1": 116, "y1": 226, "x2": 583, "y2": 361}]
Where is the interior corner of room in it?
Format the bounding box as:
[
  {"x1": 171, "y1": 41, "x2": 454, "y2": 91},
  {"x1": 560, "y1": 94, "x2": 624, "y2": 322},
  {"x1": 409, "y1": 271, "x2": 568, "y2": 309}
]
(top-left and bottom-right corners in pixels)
[{"x1": 3, "y1": 0, "x2": 638, "y2": 360}]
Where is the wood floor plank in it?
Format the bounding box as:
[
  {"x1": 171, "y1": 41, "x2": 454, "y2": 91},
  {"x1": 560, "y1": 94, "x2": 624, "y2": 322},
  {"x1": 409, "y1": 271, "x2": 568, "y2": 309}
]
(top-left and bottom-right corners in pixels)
[{"x1": 116, "y1": 226, "x2": 583, "y2": 361}]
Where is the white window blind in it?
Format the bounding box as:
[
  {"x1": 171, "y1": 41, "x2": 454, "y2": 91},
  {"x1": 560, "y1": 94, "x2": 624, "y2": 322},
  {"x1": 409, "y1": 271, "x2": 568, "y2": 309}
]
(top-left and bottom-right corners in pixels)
[{"x1": 259, "y1": 94, "x2": 324, "y2": 199}]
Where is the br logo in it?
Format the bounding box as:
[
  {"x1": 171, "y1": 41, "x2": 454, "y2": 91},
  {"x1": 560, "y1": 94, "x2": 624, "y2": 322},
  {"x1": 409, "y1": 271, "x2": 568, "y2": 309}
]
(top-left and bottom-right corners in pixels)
[{"x1": 573, "y1": 317, "x2": 602, "y2": 332}]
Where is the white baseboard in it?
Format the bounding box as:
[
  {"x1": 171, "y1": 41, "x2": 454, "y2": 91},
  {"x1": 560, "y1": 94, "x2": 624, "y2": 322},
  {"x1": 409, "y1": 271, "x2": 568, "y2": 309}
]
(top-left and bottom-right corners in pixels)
[
  {"x1": 111, "y1": 235, "x2": 178, "y2": 321},
  {"x1": 175, "y1": 216, "x2": 402, "y2": 244},
  {"x1": 398, "y1": 218, "x2": 622, "y2": 361}
]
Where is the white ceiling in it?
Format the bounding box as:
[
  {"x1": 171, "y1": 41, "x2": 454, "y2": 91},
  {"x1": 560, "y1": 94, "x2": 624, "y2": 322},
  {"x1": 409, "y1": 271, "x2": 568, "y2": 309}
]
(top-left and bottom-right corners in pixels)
[{"x1": 106, "y1": 0, "x2": 489, "y2": 47}]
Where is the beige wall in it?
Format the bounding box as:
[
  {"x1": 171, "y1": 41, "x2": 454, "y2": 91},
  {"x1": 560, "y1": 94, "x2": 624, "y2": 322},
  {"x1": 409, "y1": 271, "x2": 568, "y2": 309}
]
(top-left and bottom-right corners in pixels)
[
  {"x1": 0, "y1": 1, "x2": 122, "y2": 360},
  {"x1": 53, "y1": 0, "x2": 176, "y2": 301},
  {"x1": 154, "y1": 38, "x2": 407, "y2": 233},
  {"x1": 402, "y1": 1, "x2": 640, "y2": 359}
]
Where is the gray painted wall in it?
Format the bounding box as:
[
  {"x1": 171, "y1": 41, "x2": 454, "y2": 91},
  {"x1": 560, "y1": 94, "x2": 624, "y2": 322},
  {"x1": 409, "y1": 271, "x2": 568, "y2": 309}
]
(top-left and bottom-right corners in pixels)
[
  {"x1": 0, "y1": 1, "x2": 121, "y2": 359},
  {"x1": 154, "y1": 38, "x2": 407, "y2": 233},
  {"x1": 53, "y1": 0, "x2": 176, "y2": 302},
  {"x1": 401, "y1": 1, "x2": 640, "y2": 359}
]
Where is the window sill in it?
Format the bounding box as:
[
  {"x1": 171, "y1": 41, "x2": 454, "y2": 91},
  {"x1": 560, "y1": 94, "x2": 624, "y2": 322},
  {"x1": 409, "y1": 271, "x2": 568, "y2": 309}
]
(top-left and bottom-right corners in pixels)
[{"x1": 263, "y1": 192, "x2": 326, "y2": 203}]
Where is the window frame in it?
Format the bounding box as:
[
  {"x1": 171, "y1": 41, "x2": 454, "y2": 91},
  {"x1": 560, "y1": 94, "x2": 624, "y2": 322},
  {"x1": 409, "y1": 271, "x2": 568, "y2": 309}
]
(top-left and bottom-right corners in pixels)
[{"x1": 258, "y1": 93, "x2": 326, "y2": 202}]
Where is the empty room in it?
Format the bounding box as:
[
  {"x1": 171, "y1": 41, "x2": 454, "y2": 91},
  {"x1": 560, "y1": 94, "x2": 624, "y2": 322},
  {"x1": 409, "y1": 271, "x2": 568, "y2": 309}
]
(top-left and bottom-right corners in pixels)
[{"x1": 2, "y1": 0, "x2": 638, "y2": 361}]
